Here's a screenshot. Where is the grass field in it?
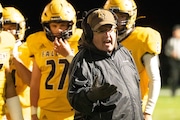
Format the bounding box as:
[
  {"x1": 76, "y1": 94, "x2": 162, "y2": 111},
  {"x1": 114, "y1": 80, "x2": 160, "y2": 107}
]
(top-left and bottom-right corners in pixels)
[{"x1": 153, "y1": 87, "x2": 180, "y2": 120}]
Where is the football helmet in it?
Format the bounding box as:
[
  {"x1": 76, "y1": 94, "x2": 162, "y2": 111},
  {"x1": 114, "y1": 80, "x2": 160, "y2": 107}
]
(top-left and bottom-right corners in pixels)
[
  {"x1": 41, "y1": 0, "x2": 77, "y2": 41},
  {"x1": 0, "y1": 3, "x2": 3, "y2": 30},
  {"x1": 3, "y1": 7, "x2": 26, "y2": 40},
  {"x1": 104, "y1": 0, "x2": 137, "y2": 32}
]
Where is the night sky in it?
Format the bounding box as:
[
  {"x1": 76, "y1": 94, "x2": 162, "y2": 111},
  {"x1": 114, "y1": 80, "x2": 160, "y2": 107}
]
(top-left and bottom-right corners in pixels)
[{"x1": 1, "y1": 0, "x2": 180, "y2": 85}]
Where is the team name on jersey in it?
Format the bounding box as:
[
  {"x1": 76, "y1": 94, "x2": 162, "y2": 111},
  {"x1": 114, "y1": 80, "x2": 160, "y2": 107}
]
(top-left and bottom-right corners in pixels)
[{"x1": 41, "y1": 50, "x2": 58, "y2": 57}]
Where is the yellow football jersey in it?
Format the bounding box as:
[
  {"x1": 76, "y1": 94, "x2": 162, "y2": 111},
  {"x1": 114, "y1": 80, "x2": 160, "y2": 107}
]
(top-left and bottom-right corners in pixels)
[
  {"x1": 26, "y1": 29, "x2": 82, "y2": 116},
  {"x1": 12, "y1": 43, "x2": 31, "y2": 93},
  {"x1": 120, "y1": 27, "x2": 162, "y2": 111},
  {"x1": 0, "y1": 31, "x2": 15, "y2": 118},
  {"x1": 11, "y1": 42, "x2": 32, "y2": 119}
]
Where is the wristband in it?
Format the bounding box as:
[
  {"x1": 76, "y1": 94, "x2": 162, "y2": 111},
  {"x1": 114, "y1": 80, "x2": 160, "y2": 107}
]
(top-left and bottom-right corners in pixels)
[
  {"x1": 31, "y1": 106, "x2": 37, "y2": 115},
  {"x1": 65, "y1": 53, "x2": 74, "y2": 63},
  {"x1": 6, "y1": 96, "x2": 23, "y2": 120}
]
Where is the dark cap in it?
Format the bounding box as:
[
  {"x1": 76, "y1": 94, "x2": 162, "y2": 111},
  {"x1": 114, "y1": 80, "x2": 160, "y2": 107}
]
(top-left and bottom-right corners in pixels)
[{"x1": 87, "y1": 9, "x2": 117, "y2": 31}]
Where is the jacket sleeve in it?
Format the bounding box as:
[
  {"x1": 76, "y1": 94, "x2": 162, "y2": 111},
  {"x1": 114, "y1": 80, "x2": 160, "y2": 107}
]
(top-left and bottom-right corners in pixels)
[{"x1": 67, "y1": 53, "x2": 94, "y2": 115}]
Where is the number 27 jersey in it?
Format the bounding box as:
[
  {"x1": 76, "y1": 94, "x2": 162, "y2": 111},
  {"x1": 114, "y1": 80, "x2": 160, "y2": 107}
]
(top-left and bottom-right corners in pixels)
[{"x1": 26, "y1": 30, "x2": 82, "y2": 112}]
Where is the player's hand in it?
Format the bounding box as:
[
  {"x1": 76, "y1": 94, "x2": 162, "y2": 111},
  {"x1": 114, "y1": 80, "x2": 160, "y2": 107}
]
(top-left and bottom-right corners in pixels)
[
  {"x1": 53, "y1": 37, "x2": 74, "y2": 57},
  {"x1": 87, "y1": 83, "x2": 117, "y2": 102}
]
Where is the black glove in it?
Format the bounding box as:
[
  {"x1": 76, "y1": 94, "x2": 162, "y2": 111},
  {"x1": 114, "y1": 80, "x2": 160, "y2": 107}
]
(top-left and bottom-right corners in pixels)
[{"x1": 87, "y1": 83, "x2": 117, "y2": 102}]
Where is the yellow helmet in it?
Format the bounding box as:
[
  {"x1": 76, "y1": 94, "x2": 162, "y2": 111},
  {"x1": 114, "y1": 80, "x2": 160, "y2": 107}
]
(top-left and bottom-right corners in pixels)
[
  {"x1": 104, "y1": 0, "x2": 137, "y2": 30},
  {"x1": 3, "y1": 7, "x2": 26, "y2": 40},
  {"x1": 0, "y1": 3, "x2": 3, "y2": 30},
  {"x1": 41, "y1": 0, "x2": 77, "y2": 41}
]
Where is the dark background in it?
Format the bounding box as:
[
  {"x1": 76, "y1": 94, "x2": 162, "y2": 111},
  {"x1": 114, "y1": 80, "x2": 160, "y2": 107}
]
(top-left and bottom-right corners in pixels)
[{"x1": 1, "y1": 0, "x2": 180, "y2": 86}]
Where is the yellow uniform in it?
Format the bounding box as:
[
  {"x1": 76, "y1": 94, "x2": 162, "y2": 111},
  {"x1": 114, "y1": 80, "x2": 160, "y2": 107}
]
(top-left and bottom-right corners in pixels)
[
  {"x1": 2, "y1": 6, "x2": 32, "y2": 119},
  {"x1": 0, "y1": 31, "x2": 15, "y2": 119},
  {"x1": 9, "y1": 42, "x2": 32, "y2": 120},
  {"x1": 27, "y1": 29, "x2": 82, "y2": 119},
  {"x1": 121, "y1": 26, "x2": 161, "y2": 111}
]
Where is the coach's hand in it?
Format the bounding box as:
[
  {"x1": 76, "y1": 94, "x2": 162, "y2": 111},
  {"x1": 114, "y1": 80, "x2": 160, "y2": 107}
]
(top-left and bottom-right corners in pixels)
[{"x1": 87, "y1": 83, "x2": 117, "y2": 102}]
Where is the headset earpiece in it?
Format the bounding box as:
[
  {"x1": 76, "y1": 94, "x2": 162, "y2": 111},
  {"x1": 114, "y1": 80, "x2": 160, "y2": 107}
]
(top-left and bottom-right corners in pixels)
[
  {"x1": 81, "y1": 18, "x2": 93, "y2": 43},
  {"x1": 81, "y1": 8, "x2": 100, "y2": 43}
]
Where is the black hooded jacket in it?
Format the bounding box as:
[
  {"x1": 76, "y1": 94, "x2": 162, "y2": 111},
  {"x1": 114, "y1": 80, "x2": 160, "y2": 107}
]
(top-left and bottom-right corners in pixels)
[{"x1": 68, "y1": 37, "x2": 143, "y2": 120}]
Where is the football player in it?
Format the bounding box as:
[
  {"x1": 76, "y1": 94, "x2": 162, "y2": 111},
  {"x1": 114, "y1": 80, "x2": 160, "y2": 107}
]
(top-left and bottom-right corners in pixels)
[
  {"x1": 0, "y1": 3, "x2": 23, "y2": 120},
  {"x1": 104, "y1": 0, "x2": 162, "y2": 120},
  {"x1": 3, "y1": 6, "x2": 32, "y2": 120},
  {"x1": 26, "y1": 0, "x2": 82, "y2": 119}
]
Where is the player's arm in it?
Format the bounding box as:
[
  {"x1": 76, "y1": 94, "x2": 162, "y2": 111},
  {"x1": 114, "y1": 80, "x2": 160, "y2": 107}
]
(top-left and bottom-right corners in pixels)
[
  {"x1": 5, "y1": 68, "x2": 24, "y2": 120},
  {"x1": 12, "y1": 41, "x2": 32, "y2": 86},
  {"x1": 12, "y1": 57, "x2": 32, "y2": 86},
  {"x1": 30, "y1": 59, "x2": 41, "y2": 119},
  {"x1": 142, "y1": 53, "x2": 161, "y2": 118}
]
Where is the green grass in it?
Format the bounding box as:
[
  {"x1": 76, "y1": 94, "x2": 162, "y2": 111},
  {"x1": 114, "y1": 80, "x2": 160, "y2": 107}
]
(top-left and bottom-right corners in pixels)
[{"x1": 153, "y1": 87, "x2": 180, "y2": 120}]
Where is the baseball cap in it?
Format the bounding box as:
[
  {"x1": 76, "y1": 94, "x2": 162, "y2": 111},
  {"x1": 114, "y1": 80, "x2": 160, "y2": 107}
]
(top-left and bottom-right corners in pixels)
[{"x1": 87, "y1": 9, "x2": 117, "y2": 31}]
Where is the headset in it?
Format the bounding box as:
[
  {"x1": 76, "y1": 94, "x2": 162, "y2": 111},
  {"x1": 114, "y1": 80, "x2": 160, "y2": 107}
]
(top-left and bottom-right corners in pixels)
[{"x1": 81, "y1": 8, "x2": 118, "y2": 43}]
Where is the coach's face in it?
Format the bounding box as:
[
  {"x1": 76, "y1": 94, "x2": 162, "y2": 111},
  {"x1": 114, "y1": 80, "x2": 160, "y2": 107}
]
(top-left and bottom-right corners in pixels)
[{"x1": 92, "y1": 24, "x2": 117, "y2": 53}]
